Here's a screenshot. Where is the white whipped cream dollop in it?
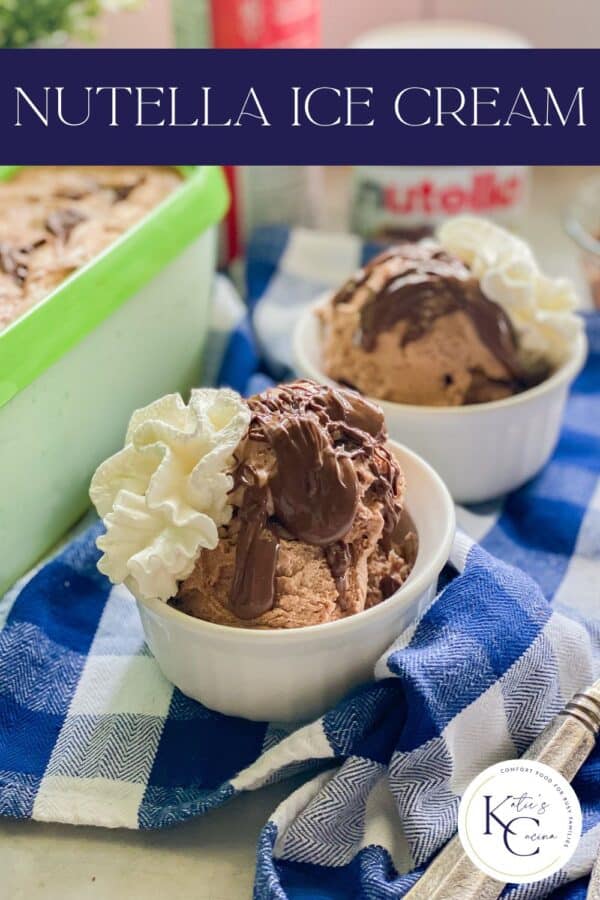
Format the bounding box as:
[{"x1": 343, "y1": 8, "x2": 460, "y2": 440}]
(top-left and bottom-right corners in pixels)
[
  {"x1": 437, "y1": 216, "x2": 582, "y2": 368},
  {"x1": 90, "y1": 389, "x2": 250, "y2": 603}
]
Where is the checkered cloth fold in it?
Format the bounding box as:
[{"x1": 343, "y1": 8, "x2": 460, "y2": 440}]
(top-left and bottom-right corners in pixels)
[{"x1": 2, "y1": 227, "x2": 600, "y2": 900}]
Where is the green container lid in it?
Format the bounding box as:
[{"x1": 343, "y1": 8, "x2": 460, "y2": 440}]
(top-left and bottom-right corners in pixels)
[{"x1": 0, "y1": 165, "x2": 229, "y2": 409}]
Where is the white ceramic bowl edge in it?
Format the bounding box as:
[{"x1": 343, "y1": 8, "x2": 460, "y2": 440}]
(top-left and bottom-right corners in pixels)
[
  {"x1": 293, "y1": 296, "x2": 588, "y2": 504},
  {"x1": 137, "y1": 440, "x2": 455, "y2": 722}
]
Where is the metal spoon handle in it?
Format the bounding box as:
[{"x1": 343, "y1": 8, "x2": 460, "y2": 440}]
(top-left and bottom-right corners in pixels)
[
  {"x1": 404, "y1": 680, "x2": 600, "y2": 900},
  {"x1": 588, "y1": 854, "x2": 600, "y2": 900}
]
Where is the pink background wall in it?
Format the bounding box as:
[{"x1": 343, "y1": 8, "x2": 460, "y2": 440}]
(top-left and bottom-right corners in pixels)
[{"x1": 96, "y1": 0, "x2": 599, "y2": 49}]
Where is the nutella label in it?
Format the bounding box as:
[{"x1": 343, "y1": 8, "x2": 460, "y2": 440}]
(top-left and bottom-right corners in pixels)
[{"x1": 352, "y1": 166, "x2": 529, "y2": 238}]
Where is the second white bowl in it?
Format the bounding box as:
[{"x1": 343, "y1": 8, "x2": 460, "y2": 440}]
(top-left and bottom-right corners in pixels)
[
  {"x1": 294, "y1": 298, "x2": 588, "y2": 504},
  {"x1": 137, "y1": 441, "x2": 455, "y2": 723}
]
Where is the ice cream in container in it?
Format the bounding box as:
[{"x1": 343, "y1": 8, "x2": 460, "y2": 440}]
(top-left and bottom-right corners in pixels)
[{"x1": 0, "y1": 165, "x2": 228, "y2": 595}]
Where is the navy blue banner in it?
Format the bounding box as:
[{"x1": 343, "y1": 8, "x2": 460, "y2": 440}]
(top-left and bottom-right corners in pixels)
[{"x1": 0, "y1": 49, "x2": 598, "y2": 164}]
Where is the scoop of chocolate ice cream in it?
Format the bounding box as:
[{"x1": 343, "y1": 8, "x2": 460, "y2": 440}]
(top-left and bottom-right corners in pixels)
[
  {"x1": 174, "y1": 380, "x2": 414, "y2": 629},
  {"x1": 320, "y1": 241, "x2": 547, "y2": 406}
]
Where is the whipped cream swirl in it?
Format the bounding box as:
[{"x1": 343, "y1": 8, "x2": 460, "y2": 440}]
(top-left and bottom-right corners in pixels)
[
  {"x1": 90, "y1": 389, "x2": 250, "y2": 602},
  {"x1": 438, "y1": 216, "x2": 582, "y2": 368}
]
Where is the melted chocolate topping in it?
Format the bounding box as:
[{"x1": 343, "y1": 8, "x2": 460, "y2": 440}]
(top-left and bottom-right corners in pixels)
[
  {"x1": 332, "y1": 246, "x2": 400, "y2": 307},
  {"x1": 227, "y1": 380, "x2": 402, "y2": 620},
  {"x1": 333, "y1": 241, "x2": 533, "y2": 387},
  {"x1": 229, "y1": 485, "x2": 279, "y2": 620},
  {"x1": 268, "y1": 416, "x2": 359, "y2": 545}
]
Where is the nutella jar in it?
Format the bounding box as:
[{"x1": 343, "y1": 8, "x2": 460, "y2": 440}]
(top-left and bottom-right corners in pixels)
[
  {"x1": 350, "y1": 21, "x2": 531, "y2": 240},
  {"x1": 351, "y1": 166, "x2": 529, "y2": 241}
]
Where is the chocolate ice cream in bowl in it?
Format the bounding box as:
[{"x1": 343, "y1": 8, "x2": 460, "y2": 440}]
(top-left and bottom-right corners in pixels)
[
  {"x1": 294, "y1": 216, "x2": 587, "y2": 503},
  {"x1": 90, "y1": 379, "x2": 454, "y2": 721}
]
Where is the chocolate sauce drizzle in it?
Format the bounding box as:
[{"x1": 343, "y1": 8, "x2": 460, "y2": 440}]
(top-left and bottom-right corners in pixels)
[
  {"x1": 333, "y1": 241, "x2": 537, "y2": 389},
  {"x1": 227, "y1": 380, "x2": 402, "y2": 620},
  {"x1": 229, "y1": 485, "x2": 279, "y2": 619}
]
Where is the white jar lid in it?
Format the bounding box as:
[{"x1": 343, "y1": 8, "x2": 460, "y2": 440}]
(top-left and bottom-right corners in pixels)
[{"x1": 351, "y1": 20, "x2": 531, "y2": 50}]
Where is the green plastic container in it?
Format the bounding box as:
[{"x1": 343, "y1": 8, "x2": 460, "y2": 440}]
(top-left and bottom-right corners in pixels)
[{"x1": 0, "y1": 165, "x2": 229, "y2": 594}]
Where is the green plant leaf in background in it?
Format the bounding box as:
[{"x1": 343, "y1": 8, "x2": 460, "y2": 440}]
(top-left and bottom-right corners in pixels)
[{"x1": 0, "y1": 0, "x2": 141, "y2": 49}]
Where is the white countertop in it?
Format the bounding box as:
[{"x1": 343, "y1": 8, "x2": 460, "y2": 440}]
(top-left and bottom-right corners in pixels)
[
  {"x1": 3, "y1": 166, "x2": 598, "y2": 900},
  {"x1": 4, "y1": 778, "x2": 305, "y2": 900}
]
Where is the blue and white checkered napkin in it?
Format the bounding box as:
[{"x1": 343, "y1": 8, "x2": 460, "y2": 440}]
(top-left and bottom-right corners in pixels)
[{"x1": 2, "y1": 227, "x2": 600, "y2": 900}]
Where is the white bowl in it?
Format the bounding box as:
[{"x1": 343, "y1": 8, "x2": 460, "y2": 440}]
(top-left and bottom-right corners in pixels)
[
  {"x1": 293, "y1": 297, "x2": 588, "y2": 504},
  {"x1": 136, "y1": 441, "x2": 455, "y2": 722}
]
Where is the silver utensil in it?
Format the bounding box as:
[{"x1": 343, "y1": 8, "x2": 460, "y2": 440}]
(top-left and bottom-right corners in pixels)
[
  {"x1": 404, "y1": 681, "x2": 600, "y2": 900},
  {"x1": 587, "y1": 853, "x2": 600, "y2": 900}
]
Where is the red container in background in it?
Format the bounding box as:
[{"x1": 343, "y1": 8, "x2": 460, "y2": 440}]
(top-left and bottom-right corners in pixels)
[
  {"x1": 171, "y1": 0, "x2": 321, "y2": 262},
  {"x1": 211, "y1": 0, "x2": 320, "y2": 49}
]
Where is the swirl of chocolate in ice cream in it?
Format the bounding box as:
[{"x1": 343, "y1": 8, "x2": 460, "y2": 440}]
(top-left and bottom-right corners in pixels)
[
  {"x1": 228, "y1": 380, "x2": 403, "y2": 620},
  {"x1": 334, "y1": 242, "x2": 528, "y2": 385},
  {"x1": 322, "y1": 240, "x2": 550, "y2": 406}
]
